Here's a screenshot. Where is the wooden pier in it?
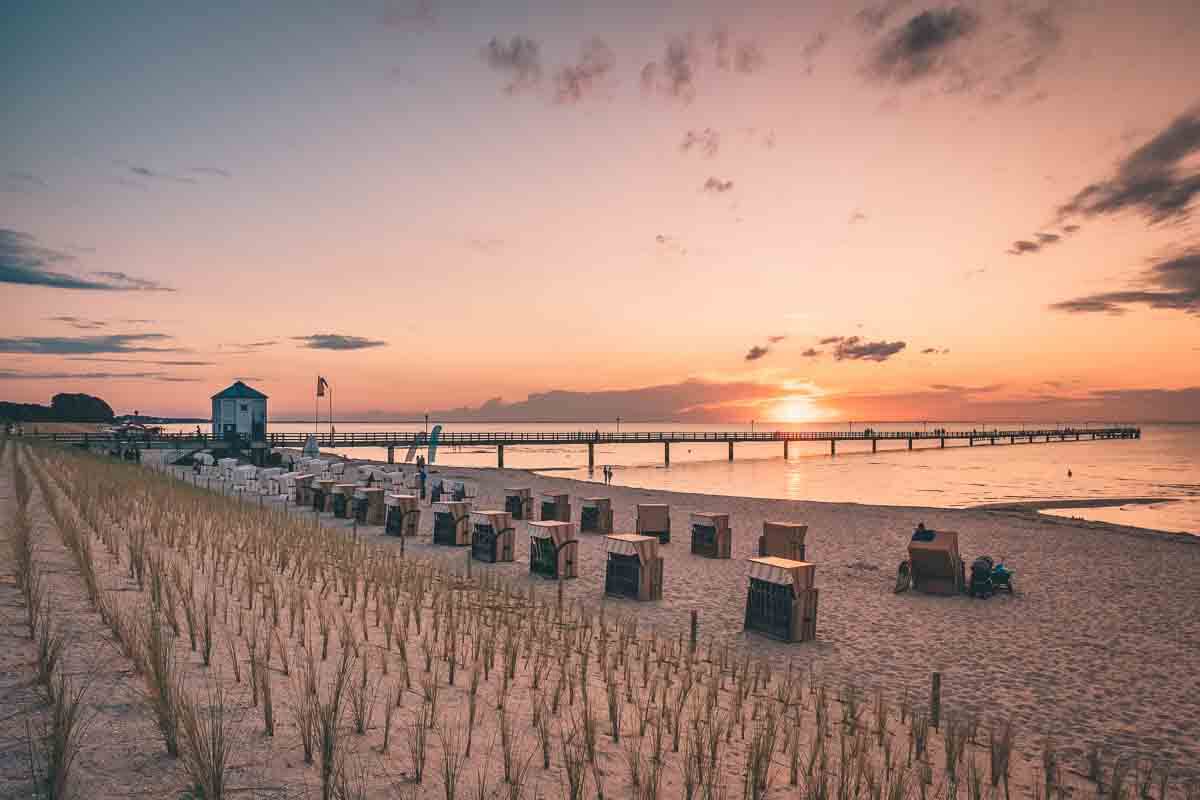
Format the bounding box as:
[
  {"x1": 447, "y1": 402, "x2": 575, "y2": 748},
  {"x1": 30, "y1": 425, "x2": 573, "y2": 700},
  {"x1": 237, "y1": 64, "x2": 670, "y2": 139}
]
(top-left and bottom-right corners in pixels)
[{"x1": 27, "y1": 425, "x2": 1141, "y2": 468}]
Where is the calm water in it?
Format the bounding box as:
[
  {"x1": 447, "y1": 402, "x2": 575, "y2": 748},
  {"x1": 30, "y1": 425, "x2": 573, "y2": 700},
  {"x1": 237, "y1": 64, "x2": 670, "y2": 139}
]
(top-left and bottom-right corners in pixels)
[{"x1": 168, "y1": 421, "x2": 1200, "y2": 535}]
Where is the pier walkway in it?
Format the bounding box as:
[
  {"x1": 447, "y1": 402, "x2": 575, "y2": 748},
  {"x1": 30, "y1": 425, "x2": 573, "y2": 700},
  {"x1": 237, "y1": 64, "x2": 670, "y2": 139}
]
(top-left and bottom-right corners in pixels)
[{"x1": 25, "y1": 425, "x2": 1141, "y2": 469}]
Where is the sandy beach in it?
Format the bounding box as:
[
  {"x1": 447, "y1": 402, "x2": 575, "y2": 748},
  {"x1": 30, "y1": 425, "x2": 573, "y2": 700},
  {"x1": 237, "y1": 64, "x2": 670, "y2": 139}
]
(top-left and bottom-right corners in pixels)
[
  {"x1": 5, "y1": 441, "x2": 1199, "y2": 799},
  {"x1": 352, "y1": 460, "x2": 1200, "y2": 772}
]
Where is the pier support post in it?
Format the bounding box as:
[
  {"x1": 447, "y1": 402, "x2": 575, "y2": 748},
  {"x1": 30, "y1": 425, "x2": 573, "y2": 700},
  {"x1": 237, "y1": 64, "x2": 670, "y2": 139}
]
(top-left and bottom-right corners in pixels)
[
  {"x1": 387, "y1": 445, "x2": 395, "y2": 464},
  {"x1": 588, "y1": 442, "x2": 595, "y2": 471},
  {"x1": 728, "y1": 441, "x2": 734, "y2": 461},
  {"x1": 907, "y1": 439, "x2": 913, "y2": 450},
  {"x1": 940, "y1": 437, "x2": 945, "y2": 448},
  {"x1": 872, "y1": 439, "x2": 877, "y2": 453},
  {"x1": 784, "y1": 440, "x2": 789, "y2": 459},
  {"x1": 830, "y1": 440, "x2": 836, "y2": 456},
  {"x1": 664, "y1": 441, "x2": 671, "y2": 467},
  {"x1": 969, "y1": 438, "x2": 974, "y2": 447},
  {"x1": 497, "y1": 444, "x2": 504, "y2": 469}
]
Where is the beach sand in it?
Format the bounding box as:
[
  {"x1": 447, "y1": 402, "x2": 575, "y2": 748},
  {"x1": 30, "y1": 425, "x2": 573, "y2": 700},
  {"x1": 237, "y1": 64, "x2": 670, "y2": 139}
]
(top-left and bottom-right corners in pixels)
[{"x1": 328, "y1": 459, "x2": 1200, "y2": 772}]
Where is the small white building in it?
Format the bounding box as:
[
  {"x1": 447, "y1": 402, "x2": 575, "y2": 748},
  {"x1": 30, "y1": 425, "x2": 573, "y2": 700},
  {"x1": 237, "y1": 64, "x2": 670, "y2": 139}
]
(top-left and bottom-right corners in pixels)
[{"x1": 211, "y1": 381, "x2": 268, "y2": 442}]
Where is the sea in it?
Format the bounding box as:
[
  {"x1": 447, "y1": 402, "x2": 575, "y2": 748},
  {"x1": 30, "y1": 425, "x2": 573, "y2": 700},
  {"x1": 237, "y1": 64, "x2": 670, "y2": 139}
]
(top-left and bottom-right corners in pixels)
[{"x1": 165, "y1": 421, "x2": 1200, "y2": 535}]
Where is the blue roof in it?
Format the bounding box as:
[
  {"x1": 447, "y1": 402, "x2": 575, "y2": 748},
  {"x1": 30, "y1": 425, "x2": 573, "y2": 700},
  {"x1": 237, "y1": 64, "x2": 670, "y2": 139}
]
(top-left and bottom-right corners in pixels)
[{"x1": 211, "y1": 381, "x2": 268, "y2": 400}]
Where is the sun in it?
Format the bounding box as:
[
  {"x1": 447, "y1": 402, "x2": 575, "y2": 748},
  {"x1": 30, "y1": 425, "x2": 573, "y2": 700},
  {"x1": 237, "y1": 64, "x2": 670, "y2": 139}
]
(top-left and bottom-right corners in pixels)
[{"x1": 770, "y1": 394, "x2": 823, "y2": 423}]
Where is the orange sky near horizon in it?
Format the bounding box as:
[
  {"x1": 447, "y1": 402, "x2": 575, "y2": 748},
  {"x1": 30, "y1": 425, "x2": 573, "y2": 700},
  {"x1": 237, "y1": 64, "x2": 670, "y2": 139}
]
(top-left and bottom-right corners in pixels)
[{"x1": 2, "y1": 1, "x2": 1198, "y2": 422}]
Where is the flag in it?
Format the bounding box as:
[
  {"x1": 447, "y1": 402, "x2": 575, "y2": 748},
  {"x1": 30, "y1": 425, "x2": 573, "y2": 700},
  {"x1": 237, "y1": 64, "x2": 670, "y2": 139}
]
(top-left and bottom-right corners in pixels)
[{"x1": 317, "y1": 376, "x2": 329, "y2": 397}]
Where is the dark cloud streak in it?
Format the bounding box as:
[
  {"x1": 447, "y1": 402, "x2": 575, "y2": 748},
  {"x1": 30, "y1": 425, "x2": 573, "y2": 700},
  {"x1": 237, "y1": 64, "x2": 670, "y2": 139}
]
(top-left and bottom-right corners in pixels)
[
  {"x1": 1056, "y1": 108, "x2": 1200, "y2": 225},
  {"x1": 822, "y1": 336, "x2": 907, "y2": 362},
  {"x1": 745, "y1": 345, "x2": 769, "y2": 361},
  {"x1": 1007, "y1": 232, "x2": 1062, "y2": 255},
  {"x1": 1, "y1": 229, "x2": 173, "y2": 292},
  {"x1": 292, "y1": 334, "x2": 388, "y2": 351},
  {"x1": 0, "y1": 334, "x2": 179, "y2": 355},
  {"x1": 115, "y1": 160, "x2": 196, "y2": 184},
  {"x1": 1050, "y1": 249, "x2": 1200, "y2": 315},
  {"x1": 46, "y1": 316, "x2": 107, "y2": 330},
  {"x1": 868, "y1": 6, "x2": 979, "y2": 84}
]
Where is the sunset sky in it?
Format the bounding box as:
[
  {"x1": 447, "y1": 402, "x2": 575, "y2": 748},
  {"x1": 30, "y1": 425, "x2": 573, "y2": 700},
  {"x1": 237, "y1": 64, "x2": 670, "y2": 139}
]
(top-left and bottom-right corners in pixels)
[{"x1": 3, "y1": 0, "x2": 1199, "y2": 422}]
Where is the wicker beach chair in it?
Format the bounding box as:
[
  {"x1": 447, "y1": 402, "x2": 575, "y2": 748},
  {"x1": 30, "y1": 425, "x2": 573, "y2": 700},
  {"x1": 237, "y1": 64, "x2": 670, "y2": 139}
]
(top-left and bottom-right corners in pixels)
[{"x1": 906, "y1": 527, "x2": 964, "y2": 596}]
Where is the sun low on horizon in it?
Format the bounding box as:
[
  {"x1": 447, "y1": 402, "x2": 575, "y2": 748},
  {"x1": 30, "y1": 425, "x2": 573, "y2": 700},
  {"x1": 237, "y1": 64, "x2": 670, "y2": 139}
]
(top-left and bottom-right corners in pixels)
[
  {"x1": 764, "y1": 395, "x2": 828, "y2": 425},
  {"x1": 2, "y1": 0, "x2": 1199, "y2": 423}
]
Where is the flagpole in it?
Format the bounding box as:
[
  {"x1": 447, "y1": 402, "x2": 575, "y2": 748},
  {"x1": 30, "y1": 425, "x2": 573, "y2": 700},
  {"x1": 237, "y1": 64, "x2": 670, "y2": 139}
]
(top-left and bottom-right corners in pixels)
[
  {"x1": 329, "y1": 385, "x2": 333, "y2": 443},
  {"x1": 315, "y1": 376, "x2": 319, "y2": 436}
]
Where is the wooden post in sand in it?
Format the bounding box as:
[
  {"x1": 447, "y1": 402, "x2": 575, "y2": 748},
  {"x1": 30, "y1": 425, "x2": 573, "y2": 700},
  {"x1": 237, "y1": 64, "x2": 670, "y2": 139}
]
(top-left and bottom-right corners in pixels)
[
  {"x1": 690, "y1": 610, "x2": 698, "y2": 653},
  {"x1": 931, "y1": 672, "x2": 942, "y2": 730}
]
